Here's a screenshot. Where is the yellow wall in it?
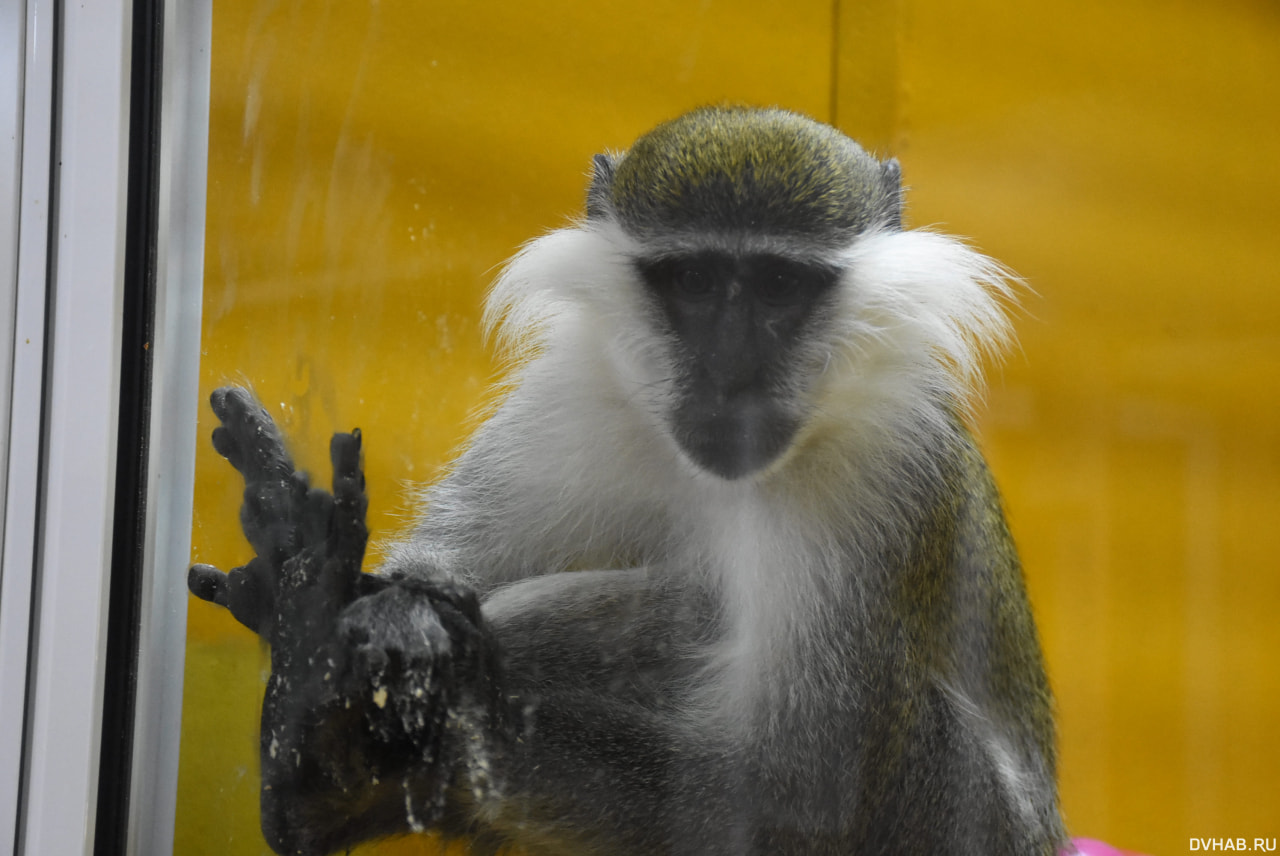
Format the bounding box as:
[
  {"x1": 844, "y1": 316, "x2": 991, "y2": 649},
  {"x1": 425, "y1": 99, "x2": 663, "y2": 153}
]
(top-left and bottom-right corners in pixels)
[{"x1": 176, "y1": 2, "x2": 1280, "y2": 854}]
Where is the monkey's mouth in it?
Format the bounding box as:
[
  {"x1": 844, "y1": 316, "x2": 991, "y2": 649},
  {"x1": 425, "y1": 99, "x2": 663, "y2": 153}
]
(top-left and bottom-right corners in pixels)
[{"x1": 671, "y1": 396, "x2": 799, "y2": 481}]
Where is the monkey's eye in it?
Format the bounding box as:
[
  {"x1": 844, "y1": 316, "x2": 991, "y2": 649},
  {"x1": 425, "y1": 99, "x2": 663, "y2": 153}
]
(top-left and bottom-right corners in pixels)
[
  {"x1": 749, "y1": 259, "x2": 834, "y2": 307},
  {"x1": 670, "y1": 264, "x2": 716, "y2": 302},
  {"x1": 755, "y1": 271, "x2": 803, "y2": 305}
]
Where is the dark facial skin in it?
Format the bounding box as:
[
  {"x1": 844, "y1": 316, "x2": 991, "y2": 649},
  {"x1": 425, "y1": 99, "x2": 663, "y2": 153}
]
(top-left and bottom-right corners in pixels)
[{"x1": 636, "y1": 252, "x2": 840, "y2": 480}]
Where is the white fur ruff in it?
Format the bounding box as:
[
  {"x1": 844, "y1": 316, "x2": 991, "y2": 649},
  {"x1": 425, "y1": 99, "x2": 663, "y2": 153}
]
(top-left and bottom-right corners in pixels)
[{"x1": 470, "y1": 221, "x2": 1018, "y2": 716}]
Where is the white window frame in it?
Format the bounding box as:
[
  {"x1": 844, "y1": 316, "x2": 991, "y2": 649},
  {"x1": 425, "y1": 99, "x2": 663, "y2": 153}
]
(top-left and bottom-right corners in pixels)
[{"x1": 0, "y1": 1, "x2": 209, "y2": 853}]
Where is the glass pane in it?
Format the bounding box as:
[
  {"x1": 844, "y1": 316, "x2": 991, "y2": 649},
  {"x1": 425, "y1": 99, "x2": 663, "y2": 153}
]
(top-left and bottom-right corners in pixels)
[
  {"x1": 175, "y1": 2, "x2": 834, "y2": 853},
  {"x1": 874, "y1": 4, "x2": 1280, "y2": 852},
  {"x1": 173, "y1": 2, "x2": 1280, "y2": 855}
]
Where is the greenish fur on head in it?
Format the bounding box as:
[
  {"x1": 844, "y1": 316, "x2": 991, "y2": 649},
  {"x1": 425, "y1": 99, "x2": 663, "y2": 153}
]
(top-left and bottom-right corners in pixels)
[{"x1": 590, "y1": 106, "x2": 901, "y2": 249}]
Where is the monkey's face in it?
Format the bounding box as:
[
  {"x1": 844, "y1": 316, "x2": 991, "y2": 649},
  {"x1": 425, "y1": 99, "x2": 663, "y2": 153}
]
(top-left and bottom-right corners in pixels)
[{"x1": 636, "y1": 251, "x2": 840, "y2": 480}]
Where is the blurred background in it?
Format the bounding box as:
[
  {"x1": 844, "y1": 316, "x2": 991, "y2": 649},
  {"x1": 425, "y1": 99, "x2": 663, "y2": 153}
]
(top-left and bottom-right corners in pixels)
[{"x1": 176, "y1": 1, "x2": 1280, "y2": 853}]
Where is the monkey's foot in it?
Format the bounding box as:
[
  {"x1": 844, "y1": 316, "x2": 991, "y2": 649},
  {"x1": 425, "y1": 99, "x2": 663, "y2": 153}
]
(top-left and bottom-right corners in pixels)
[{"x1": 257, "y1": 576, "x2": 509, "y2": 855}]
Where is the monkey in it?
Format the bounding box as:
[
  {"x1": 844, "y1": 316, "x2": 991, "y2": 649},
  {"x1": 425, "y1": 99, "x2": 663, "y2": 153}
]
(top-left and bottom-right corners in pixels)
[{"x1": 190, "y1": 105, "x2": 1068, "y2": 856}]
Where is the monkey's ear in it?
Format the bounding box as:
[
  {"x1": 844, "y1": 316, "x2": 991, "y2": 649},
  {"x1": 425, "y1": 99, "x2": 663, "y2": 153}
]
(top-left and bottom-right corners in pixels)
[
  {"x1": 586, "y1": 152, "x2": 620, "y2": 221},
  {"x1": 880, "y1": 158, "x2": 904, "y2": 230}
]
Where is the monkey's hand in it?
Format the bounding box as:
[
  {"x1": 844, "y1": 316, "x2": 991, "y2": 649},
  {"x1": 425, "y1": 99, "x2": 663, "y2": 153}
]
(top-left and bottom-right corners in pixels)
[
  {"x1": 188, "y1": 386, "x2": 367, "y2": 641},
  {"x1": 187, "y1": 388, "x2": 508, "y2": 856}
]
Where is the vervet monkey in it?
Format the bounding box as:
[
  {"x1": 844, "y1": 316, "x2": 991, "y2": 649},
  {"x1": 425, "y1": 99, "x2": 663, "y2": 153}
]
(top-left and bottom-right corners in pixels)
[{"x1": 191, "y1": 105, "x2": 1066, "y2": 856}]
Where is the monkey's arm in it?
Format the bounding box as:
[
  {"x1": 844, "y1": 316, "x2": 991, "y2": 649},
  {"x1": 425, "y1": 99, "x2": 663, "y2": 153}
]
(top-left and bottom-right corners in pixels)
[{"x1": 188, "y1": 388, "x2": 705, "y2": 856}]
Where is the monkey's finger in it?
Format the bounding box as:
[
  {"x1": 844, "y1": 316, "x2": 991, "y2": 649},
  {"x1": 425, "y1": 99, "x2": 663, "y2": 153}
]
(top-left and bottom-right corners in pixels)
[
  {"x1": 329, "y1": 429, "x2": 368, "y2": 568},
  {"x1": 223, "y1": 557, "x2": 277, "y2": 636},
  {"x1": 211, "y1": 424, "x2": 293, "y2": 486},
  {"x1": 188, "y1": 563, "x2": 230, "y2": 606},
  {"x1": 209, "y1": 387, "x2": 296, "y2": 483},
  {"x1": 424, "y1": 579, "x2": 483, "y2": 627},
  {"x1": 241, "y1": 476, "x2": 306, "y2": 564},
  {"x1": 330, "y1": 428, "x2": 364, "y2": 492},
  {"x1": 314, "y1": 555, "x2": 358, "y2": 618},
  {"x1": 188, "y1": 562, "x2": 277, "y2": 640},
  {"x1": 299, "y1": 485, "x2": 336, "y2": 554},
  {"x1": 428, "y1": 595, "x2": 498, "y2": 692}
]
